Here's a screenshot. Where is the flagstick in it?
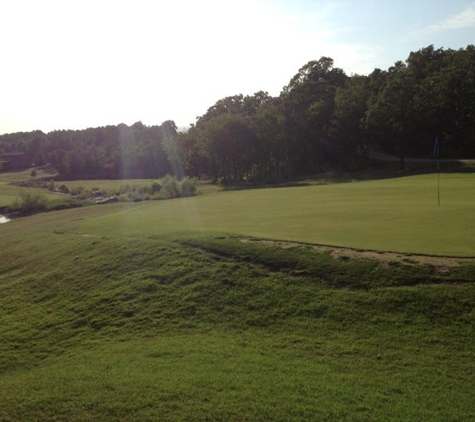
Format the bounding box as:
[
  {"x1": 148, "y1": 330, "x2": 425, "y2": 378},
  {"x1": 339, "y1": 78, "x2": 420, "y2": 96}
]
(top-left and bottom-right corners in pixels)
[
  {"x1": 437, "y1": 158, "x2": 440, "y2": 206},
  {"x1": 434, "y1": 136, "x2": 440, "y2": 206}
]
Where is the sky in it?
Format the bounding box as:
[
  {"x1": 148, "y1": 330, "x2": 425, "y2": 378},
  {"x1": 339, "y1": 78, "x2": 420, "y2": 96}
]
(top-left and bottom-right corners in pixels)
[{"x1": 1, "y1": 0, "x2": 475, "y2": 135}]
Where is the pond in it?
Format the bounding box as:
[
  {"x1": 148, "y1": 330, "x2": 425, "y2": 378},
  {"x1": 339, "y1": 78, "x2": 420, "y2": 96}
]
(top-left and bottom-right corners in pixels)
[{"x1": 0, "y1": 215, "x2": 10, "y2": 224}]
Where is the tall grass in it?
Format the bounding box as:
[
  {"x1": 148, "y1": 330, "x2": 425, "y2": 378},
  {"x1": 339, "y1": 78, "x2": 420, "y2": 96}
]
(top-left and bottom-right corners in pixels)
[{"x1": 11, "y1": 191, "x2": 48, "y2": 213}]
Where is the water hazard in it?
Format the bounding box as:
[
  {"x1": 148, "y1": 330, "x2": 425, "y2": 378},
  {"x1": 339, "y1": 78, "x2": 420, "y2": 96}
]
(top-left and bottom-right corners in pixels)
[{"x1": 0, "y1": 215, "x2": 10, "y2": 224}]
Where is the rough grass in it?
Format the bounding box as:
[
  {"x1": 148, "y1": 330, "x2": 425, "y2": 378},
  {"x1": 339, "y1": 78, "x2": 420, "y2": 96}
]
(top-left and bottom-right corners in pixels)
[{"x1": 0, "y1": 207, "x2": 475, "y2": 420}]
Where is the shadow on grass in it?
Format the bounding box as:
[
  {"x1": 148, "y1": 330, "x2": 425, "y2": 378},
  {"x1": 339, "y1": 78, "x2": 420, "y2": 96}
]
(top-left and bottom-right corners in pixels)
[{"x1": 220, "y1": 159, "x2": 475, "y2": 191}]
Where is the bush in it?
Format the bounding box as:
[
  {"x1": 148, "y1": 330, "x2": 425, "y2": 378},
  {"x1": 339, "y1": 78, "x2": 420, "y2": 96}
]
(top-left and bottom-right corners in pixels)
[
  {"x1": 70, "y1": 186, "x2": 85, "y2": 197},
  {"x1": 110, "y1": 177, "x2": 195, "y2": 202},
  {"x1": 160, "y1": 175, "x2": 180, "y2": 199},
  {"x1": 179, "y1": 177, "x2": 197, "y2": 197},
  {"x1": 150, "y1": 182, "x2": 161, "y2": 194},
  {"x1": 57, "y1": 184, "x2": 70, "y2": 194},
  {"x1": 12, "y1": 192, "x2": 48, "y2": 214}
]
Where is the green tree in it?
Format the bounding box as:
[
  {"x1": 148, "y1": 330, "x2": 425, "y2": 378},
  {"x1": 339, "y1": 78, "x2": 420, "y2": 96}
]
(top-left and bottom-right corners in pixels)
[
  {"x1": 202, "y1": 114, "x2": 254, "y2": 183},
  {"x1": 176, "y1": 127, "x2": 208, "y2": 179},
  {"x1": 331, "y1": 74, "x2": 372, "y2": 168},
  {"x1": 162, "y1": 136, "x2": 185, "y2": 178},
  {"x1": 281, "y1": 57, "x2": 348, "y2": 174},
  {"x1": 365, "y1": 61, "x2": 416, "y2": 169},
  {"x1": 251, "y1": 98, "x2": 288, "y2": 181}
]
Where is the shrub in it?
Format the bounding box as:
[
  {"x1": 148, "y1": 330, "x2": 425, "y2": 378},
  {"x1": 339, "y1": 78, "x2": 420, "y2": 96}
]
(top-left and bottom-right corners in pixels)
[
  {"x1": 179, "y1": 177, "x2": 197, "y2": 197},
  {"x1": 57, "y1": 184, "x2": 70, "y2": 194},
  {"x1": 160, "y1": 174, "x2": 180, "y2": 199},
  {"x1": 70, "y1": 186, "x2": 85, "y2": 197},
  {"x1": 99, "y1": 177, "x2": 194, "y2": 203},
  {"x1": 150, "y1": 181, "x2": 161, "y2": 194},
  {"x1": 12, "y1": 192, "x2": 48, "y2": 214}
]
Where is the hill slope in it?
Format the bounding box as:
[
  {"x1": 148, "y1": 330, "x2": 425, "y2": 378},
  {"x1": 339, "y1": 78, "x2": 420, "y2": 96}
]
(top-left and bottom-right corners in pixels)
[{"x1": 1, "y1": 178, "x2": 475, "y2": 420}]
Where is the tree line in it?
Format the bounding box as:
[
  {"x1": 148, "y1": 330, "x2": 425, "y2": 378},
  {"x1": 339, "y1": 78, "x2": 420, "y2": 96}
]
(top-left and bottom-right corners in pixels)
[
  {"x1": 1, "y1": 45, "x2": 474, "y2": 181},
  {"x1": 0, "y1": 121, "x2": 178, "y2": 179}
]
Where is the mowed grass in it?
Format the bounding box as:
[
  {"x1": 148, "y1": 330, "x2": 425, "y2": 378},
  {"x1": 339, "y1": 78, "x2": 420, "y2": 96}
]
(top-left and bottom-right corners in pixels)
[
  {"x1": 2, "y1": 171, "x2": 474, "y2": 256},
  {"x1": 1, "y1": 172, "x2": 475, "y2": 420},
  {"x1": 72, "y1": 173, "x2": 475, "y2": 256},
  {"x1": 0, "y1": 167, "x2": 59, "y2": 207}
]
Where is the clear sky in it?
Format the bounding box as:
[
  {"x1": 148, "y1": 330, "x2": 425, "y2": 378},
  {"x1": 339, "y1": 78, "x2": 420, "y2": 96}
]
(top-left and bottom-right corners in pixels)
[{"x1": 1, "y1": 0, "x2": 474, "y2": 135}]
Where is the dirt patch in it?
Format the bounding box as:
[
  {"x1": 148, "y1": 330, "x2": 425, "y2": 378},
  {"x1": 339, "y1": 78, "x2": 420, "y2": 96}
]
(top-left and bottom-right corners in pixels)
[{"x1": 239, "y1": 238, "x2": 474, "y2": 274}]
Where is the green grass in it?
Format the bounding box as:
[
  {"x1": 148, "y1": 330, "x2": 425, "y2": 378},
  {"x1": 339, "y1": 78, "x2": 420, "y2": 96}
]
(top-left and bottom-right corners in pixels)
[
  {"x1": 2, "y1": 326, "x2": 474, "y2": 421},
  {"x1": 1, "y1": 170, "x2": 475, "y2": 420},
  {"x1": 0, "y1": 166, "x2": 61, "y2": 207},
  {"x1": 1, "y1": 211, "x2": 475, "y2": 420},
  {"x1": 0, "y1": 184, "x2": 58, "y2": 208},
  {"x1": 57, "y1": 178, "x2": 158, "y2": 192},
  {"x1": 68, "y1": 173, "x2": 475, "y2": 256},
  {"x1": 3, "y1": 171, "x2": 475, "y2": 256}
]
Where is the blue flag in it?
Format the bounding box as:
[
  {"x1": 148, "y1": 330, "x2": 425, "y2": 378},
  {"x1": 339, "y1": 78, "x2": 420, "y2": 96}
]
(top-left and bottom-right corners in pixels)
[{"x1": 434, "y1": 137, "x2": 440, "y2": 157}]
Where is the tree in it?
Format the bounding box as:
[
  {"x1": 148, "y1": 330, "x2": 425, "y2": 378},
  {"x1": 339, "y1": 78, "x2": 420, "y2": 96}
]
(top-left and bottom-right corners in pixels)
[
  {"x1": 162, "y1": 136, "x2": 185, "y2": 178},
  {"x1": 365, "y1": 45, "x2": 475, "y2": 161},
  {"x1": 365, "y1": 60, "x2": 416, "y2": 169},
  {"x1": 176, "y1": 127, "x2": 208, "y2": 179},
  {"x1": 251, "y1": 98, "x2": 288, "y2": 181},
  {"x1": 281, "y1": 57, "x2": 348, "y2": 173},
  {"x1": 201, "y1": 114, "x2": 254, "y2": 182},
  {"x1": 331, "y1": 74, "x2": 371, "y2": 167}
]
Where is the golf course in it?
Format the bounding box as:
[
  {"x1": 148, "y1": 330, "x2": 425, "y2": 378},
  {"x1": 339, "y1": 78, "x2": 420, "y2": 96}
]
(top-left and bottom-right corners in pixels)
[
  {"x1": 2, "y1": 1, "x2": 475, "y2": 418},
  {"x1": 1, "y1": 168, "x2": 475, "y2": 421}
]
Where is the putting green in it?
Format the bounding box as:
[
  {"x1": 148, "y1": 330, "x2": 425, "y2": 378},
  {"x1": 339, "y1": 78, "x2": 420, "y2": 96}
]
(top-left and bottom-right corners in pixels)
[{"x1": 71, "y1": 173, "x2": 475, "y2": 257}]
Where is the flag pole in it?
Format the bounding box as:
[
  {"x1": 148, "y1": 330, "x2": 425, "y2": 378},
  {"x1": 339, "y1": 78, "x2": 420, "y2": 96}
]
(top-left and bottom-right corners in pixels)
[
  {"x1": 437, "y1": 157, "x2": 440, "y2": 206},
  {"x1": 434, "y1": 136, "x2": 440, "y2": 206}
]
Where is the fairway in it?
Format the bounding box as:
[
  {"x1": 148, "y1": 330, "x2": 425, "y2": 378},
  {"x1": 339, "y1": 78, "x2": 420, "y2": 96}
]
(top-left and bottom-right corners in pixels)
[{"x1": 61, "y1": 173, "x2": 475, "y2": 257}]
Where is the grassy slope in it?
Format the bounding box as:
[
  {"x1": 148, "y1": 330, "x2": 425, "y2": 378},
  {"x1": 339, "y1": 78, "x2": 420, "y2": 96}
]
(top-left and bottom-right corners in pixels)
[{"x1": 1, "y1": 174, "x2": 475, "y2": 420}]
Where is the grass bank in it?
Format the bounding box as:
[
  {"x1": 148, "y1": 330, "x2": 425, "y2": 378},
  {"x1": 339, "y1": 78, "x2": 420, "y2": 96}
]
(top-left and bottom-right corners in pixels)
[{"x1": 0, "y1": 206, "x2": 475, "y2": 420}]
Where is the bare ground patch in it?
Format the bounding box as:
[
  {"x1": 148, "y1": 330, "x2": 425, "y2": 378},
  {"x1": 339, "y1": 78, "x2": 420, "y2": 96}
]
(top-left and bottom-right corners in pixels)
[{"x1": 239, "y1": 238, "x2": 475, "y2": 274}]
